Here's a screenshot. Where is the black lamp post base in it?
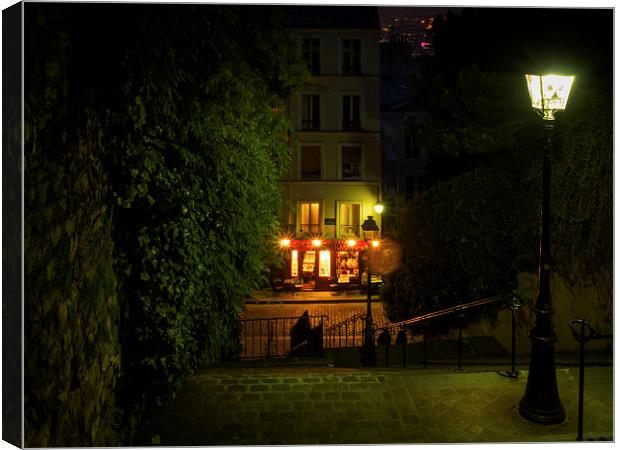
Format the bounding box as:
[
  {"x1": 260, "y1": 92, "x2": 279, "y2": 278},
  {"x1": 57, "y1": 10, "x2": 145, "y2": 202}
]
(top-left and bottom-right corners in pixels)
[
  {"x1": 519, "y1": 398, "x2": 566, "y2": 425},
  {"x1": 519, "y1": 339, "x2": 566, "y2": 425}
]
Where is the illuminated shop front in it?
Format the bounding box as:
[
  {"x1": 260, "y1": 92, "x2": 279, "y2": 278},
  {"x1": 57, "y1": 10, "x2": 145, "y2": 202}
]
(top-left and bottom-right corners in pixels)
[{"x1": 276, "y1": 238, "x2": 375, "y2": 291}]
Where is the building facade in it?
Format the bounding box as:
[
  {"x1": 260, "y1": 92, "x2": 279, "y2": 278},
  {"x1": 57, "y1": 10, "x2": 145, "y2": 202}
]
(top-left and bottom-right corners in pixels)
[
  {"x1": 380, "y1": 41, "x2": 430, "y2": 234},
  {"x1": 275, "y1": 7, "x2": 382, "y2": 291}
]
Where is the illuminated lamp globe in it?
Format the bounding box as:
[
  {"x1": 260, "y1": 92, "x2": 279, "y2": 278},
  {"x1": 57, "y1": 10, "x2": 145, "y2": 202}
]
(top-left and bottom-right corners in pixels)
[
  {"x1": 371, "y1": 240, "x2": 380, "y2": 248},
  {"x1": 280, "y1": 239, "x2": 291, "y2": 248},
  {"x1": 525, "y1": 74, "x2": 575, "y2": 121},
  {"x1": 374, "y1": 202, "x2": 384, "y2": 214},
  {"x1": 312, "y1": 239, "x2": 322, "y2": 248},
  {"x1": 347, "y1": 239, "x2": 357, "y2": 248}
]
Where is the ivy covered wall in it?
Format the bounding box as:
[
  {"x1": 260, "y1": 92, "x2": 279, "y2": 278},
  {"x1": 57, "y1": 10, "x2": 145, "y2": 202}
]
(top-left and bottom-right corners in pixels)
[
  {"x1": 24, "y1": 8, "x2": 120, "y2": 445},
  {"x1": 23, "y1": 4, "x2": 305, "y2": 446}
]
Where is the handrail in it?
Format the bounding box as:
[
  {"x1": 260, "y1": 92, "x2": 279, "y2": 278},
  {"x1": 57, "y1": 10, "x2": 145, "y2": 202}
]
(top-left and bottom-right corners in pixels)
[
  {"x1": 325, "y1": 313, "x2": 365, "y2": 334},
  {"x1": 378, "y1": 293, "x2": 508, "y2": 332}
]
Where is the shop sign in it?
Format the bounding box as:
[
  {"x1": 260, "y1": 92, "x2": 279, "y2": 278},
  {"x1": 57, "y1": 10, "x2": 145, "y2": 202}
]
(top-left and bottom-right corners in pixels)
[{"x1": 324, "y1": 218, "x2": 336, "y2": 225}]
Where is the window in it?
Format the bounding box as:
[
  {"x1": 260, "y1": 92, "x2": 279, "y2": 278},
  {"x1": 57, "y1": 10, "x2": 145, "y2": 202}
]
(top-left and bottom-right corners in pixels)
[
  {"x1": 338, "y1": 202, "x2": 361, "y2": 237},
  {"x1": 302, "y1": 95, "x2": 320, "y2": 130},
  {"x1": 404, "y1": 129, "x2": 420, "y2": 159},
  {"x1": 300, "y1": 145, "x2": 321, "y2": 179},
  {"x1": 341, "y1": 39, "x2": 361, "y2": 74},
  {"x1": 291, "y1": 250, "x2": 299, "y2": 277},
  {"x1": 405, "y1": 176, "x2": 426, "y2": 199},
  {"x1": 318, "y1": 250, "x2": 331, "y2": 277},
  {"x1": 341, "y1": 146, "x2": 362, "y2": 180},
  {"x1": 299, "y1": 202, "x2": 320, "y2": 234},
  {"x1": 302, "y1": 38, "x2": 320, "y2": 75},
  {"x1": 342, "y1": 95, "x2": 361, "y2": 130}
]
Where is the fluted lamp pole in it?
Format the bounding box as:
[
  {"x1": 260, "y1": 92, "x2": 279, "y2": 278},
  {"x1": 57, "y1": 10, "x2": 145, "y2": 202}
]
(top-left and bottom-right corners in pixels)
[
  {"x1": 361, "y1": 215, "x2": 379, "y2": 366},
  {"x1": 520, "y1": 73, "x2": 574, "y2": 424}
]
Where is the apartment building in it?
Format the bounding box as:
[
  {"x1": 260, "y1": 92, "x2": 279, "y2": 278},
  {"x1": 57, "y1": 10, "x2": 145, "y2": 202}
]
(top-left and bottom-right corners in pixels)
[
  {"x1": 275, "y1": 7, "x2": 382, "y2": 291},
  {"x1": 380, "y1": 41, "x2": 430, "y2": 234}
]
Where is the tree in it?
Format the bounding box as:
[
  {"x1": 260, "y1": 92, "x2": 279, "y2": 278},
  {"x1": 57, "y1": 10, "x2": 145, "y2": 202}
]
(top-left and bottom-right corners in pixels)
[
  {"x1": 24, "y1": 4, "x2": 307, "y2": 443},
  {"x1": 382, "y1": 8, "x2": 612, "y2": 324}
]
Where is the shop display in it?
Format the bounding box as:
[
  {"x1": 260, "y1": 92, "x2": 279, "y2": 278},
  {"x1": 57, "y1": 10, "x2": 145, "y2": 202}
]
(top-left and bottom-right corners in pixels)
[{"x1": 336, "y1": 250, "x2": 359, "y2": 283}]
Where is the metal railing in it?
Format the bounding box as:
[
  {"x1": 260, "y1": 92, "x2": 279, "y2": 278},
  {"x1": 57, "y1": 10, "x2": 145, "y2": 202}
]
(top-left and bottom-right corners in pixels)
[
  {"x1": 323, "y1": 293, "x2": 512, "y2": 369},
  {"x1": 568, "y1": 319, "x2": 613, "y2": 441},
  {"x1": 373, "y1": 293, "x2": 511, "y2": 369},
  {"x1": 239, "y1": 315, "x2": 328, "y2": 360},
  {"x1": 324, "y1": 313, "x2": 366, "y2": 349}
]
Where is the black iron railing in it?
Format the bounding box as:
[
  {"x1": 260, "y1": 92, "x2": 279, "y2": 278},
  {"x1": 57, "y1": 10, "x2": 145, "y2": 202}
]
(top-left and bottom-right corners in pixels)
[
  {"x1": 373, "y1": 294, "x2": 511, "y2": 369},
  {"x1": 568, "y1": 319, "x2": 613, "y2": 441},
  {"x1": 239, "y1": 315, "x2": 328, "y2": 360},
  {"x1": 324, "y1": 313, "x2": 366, "y2": 349}
]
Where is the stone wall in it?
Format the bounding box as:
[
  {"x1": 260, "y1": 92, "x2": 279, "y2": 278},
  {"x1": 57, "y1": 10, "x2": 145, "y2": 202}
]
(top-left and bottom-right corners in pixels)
[
  {"x1": 456, "y1": 272, "x2": 612, "y2": 355},
  {"x1": 24, "y1": 11, "x2": 121, "y2": 444}
]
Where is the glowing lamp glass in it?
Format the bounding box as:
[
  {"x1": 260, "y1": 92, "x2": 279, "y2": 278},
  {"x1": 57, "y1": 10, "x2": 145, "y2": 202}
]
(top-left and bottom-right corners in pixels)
[
  {"x1": 371, "y1": 240, "x2": 380, "y2": 248},
  {"x1": 525, "y1": 74, "x2": 574, "y2": 120},
  {"x1": 280, "y1": 239, "x2": 290, "y2": 247},
  {"x1": 312, "y1": 239, "x2": 322, "y2": 247},
  {"x1": 347, "y1": 239, "x2": 357, "y2": 248},
  {"x1": 374, "y1": 203, "x2": 384, "y2": 214}
]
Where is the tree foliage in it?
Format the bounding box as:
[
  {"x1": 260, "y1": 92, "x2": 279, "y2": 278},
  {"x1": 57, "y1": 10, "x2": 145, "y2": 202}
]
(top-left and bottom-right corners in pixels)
[
  {"x1": 24, "y1": 3, "x2": 307, "y2": 441},
  {"x1": 382, "y1": 8, "x2": 612, "y2": 323},
  {"x1": 100, "y1": 5, "x2": 305, "y2": 427}
]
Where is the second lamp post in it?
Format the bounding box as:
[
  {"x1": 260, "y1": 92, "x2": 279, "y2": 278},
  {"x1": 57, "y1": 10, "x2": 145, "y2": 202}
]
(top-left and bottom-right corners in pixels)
[{"x1": 361, "y1": 215, "x2": 380, "y2": 366}]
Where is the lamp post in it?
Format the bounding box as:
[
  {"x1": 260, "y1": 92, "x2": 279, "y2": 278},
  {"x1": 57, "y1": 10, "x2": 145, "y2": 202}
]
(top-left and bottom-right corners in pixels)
[
  {"x1": 519, "y1": 73, "x2": 574, "y2": 424},
  {"x1": 360, "y1": 215, "x2": 379, "y2": 366}
]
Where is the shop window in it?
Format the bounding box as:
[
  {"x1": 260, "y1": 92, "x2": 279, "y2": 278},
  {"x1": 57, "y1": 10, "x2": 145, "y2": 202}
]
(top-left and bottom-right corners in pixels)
[
  {"x1": 302, "y1": 94, "x2": 320, "y2": 130},
  {"x1": 291, "y1": 250, "x2": 299, "y2": 278},
  {"x1": 302, "y1": 38, "x2": 320, "y2": 75},
  {"x1": 342, "y1": 39, "x2": 361, "y2": 74},
  {"x1": 300, "y1": 145, "x2": 321, "y2": 179},
  {"x1": 337, "y1": 250, "x2": 359, "y2": 283},
  {"x1": 342, "y1": 95, "x2": 361, "y2": 130},
  {"x1": 299, "y1": 202, "x2": 320, "y2": 234},
  {"x1": 318, "y1": 250, "x2": 331, "y2": 277},
  {"x1": 302, "y1": 250, "x2": 315, "y2": 274},
  {"x1": 338, "y1": 202, "x2": 361, "y2": 237},
  {"x1": 341, "y1": 146, "x2": 362, "y2": 179}
]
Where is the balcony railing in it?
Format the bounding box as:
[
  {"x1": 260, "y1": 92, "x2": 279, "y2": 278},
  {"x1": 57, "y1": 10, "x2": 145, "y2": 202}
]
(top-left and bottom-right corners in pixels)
[
  {"x1": 301, "y1": 120, "x2": 320, "y2": 130},
  {"x1": 299, "y1": 223, "x2": 320, "y2": 234}
]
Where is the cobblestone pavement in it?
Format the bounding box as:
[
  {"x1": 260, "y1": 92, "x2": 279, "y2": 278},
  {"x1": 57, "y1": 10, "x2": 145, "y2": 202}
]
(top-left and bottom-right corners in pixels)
[{"x1": 135, "y1": 365, "x2": 613, "y2": 445}]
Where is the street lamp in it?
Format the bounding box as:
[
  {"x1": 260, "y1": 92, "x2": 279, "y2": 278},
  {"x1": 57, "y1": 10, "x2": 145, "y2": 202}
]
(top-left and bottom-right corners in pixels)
[
  {"x1": 519, "y1": 73, "x2": 574, "y2": 424},
  {"x1": 361, "y1": 215, "x2": 379, "y2": 366}
]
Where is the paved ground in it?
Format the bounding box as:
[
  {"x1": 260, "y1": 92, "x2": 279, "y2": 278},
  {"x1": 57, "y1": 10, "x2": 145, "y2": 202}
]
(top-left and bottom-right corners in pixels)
[{"x1": 134, "y1": 365, "x2": 613, "y2": 445}]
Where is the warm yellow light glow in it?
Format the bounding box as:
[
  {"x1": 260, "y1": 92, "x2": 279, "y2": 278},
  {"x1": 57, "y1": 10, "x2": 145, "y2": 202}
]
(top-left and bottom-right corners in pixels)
[
  {"x1": 525, "y1": 74, "x2": 575, "y2": 120},
  {"x1": 280, "y1": 239, "x2": 291, "y2": 247},
  {"x1": 374, "y1": 203, "x2": 384, "y2": 214},
  {"x1": 312, "y1": 239, "x2": 322, "y2": 247},
  {"x1": 291, "y1": 250, "x2": 298, "y2": 277},
  {"x1": 319, "y1": 250, "x2": 331, "y2": 277},
  {"x1": 372, "y1": 240, "x2": 380, "y2": 248},
  {"x1": 347, "y1": 239, "x2": 357, "y2": 248}
]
